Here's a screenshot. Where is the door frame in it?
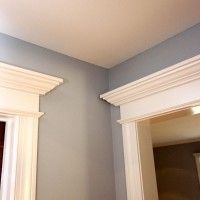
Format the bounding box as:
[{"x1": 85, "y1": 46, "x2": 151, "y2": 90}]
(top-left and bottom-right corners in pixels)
[
  {"x1": 0, "y1": 116, "x2": 18, "y2": 200},
  {"x1": 0, "y1": 62, "x2": 63, "y2": 200},
  {"x1": 101, "y1": 54, "x2": 200, "y2": 199}
]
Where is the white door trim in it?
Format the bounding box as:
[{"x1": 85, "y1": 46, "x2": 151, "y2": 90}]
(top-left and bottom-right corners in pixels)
[
  {"x1": 0, "y1": 116, "x2": 19, "y2": 200},
  {"x1": 0, "y1": 62, "x2": 63, "y2": 200},
  {"x1": 101, "y1": 54, "x2": 200, "y2": 200}
]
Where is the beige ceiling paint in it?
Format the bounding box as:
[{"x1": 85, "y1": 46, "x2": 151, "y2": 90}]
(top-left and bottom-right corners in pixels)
[
  {"x1": 1, "y1": 0, "x2": 200, "y2": 68},
  {"x1": 151, "y1": 113, "x2": 200, "y2": 147}
]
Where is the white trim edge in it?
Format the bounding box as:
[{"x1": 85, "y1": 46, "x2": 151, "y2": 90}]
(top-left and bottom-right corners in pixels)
[
  {"x1": 118, "y1": 99, "x2": 200, "y2": 124},
  {"x1": 0, "y1": 62, "x2": 63, "y2": 95},
  {"x1": 100, "y1": 55, "x2": 200, "y2": 106},
  {"x1": 0, "y1": 108, "x2": 44, "y2": 118}
]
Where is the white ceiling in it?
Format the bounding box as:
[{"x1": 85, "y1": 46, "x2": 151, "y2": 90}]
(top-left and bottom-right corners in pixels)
[
  {"x1": 1, "y1": 0, "x2": 200, "y2": 68},
  {"x1": 151, "y1": 113, "x2": 200, "y2": 147}
]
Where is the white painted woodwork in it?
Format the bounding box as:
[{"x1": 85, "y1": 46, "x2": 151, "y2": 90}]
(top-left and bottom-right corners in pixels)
[
  {"x1": 0, "y1": 62, "x2": 63, "y2": 95},
  {"x1": 120, "y1": 78, "x2": 200, "y2": 121},
  {"x1": 122, "y1": 123, "x2": 143, "y2": 200},
  {"x1": 0, "y1": 87, "x2": 39, "y2": 113},
  {"x1": 0, "y1": 117, "x2": 18, "y2": 200},
  {"x1": 137, "y1": 121, "x2": 158, "y2": 200},
  {"x1": 101, "y1": 55, "x2": 200, "y2": 106},
  {"x1": 100, "y1": 54, "x2": 200, "y2": 200},
  {"x1": 0, "y1": 62, "x2": 63, "y2": 200}
]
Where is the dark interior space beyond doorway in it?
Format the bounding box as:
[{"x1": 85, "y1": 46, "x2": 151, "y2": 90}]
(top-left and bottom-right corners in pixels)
[
  {"x1": 0, "y1": 122, "x2": 6, "y2": 183},
  {"x1": 153, "y1": 142, "x2": 200, "y2": 200}
]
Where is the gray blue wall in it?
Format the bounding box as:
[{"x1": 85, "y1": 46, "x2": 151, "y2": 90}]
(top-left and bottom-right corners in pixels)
[
  {"x1": 109, "y1": 23, "x2": 200, "y2": 200},
  {"x1": 109, "y1": 23, "x2": 200, "y2": 90},
  {"x1": 1, "y1": 22, "x2": 200, "y2": 200},
  {"x1": 0, "y1": 33, "x2": 116, "y2": 200}
]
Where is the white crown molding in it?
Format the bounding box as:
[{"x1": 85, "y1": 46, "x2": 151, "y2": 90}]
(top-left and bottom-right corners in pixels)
[
  {"x1": 101, "y1": 54, "x2": 200, "y2": 106},
  {"x1": 0, "y1": 108, "x2": 44, "y2": 118},
  {"x1": 0, "y1": 62, "x2": 63, "y2": 95}
]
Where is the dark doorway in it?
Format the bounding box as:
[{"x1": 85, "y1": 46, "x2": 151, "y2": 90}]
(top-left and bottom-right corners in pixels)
[
  {"x1": 0, "y1": 122, "x2": 6, "y2": 183},
  {"x1": 153, "y1": 142, "x2": 200, "y2": 200}
]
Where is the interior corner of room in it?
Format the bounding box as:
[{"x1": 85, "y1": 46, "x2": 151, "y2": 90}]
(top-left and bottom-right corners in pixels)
[{"x1": 0, "y1": 1, "x2": 200, "y2": 200}]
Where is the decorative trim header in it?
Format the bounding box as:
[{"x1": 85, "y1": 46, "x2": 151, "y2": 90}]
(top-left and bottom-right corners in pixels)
[
  {"x1": 0, "y1": 62, "x2": 63, "y2": 95},
  {"x1": 100, "y1": 55, "x2": 200, "y2": 106},
  {"x1": 117, "y1": 99, "x2": 200, "y2": 124},
  {"x1": 0, "y1": 108, "x2": 43, "y2": 118}
]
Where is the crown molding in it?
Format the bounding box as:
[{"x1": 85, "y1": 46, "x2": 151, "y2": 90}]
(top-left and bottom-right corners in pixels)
[
  {"x1": 0, "y1": 108, "x2": 44, "y2": 118},
  {"x1": 101, "y1": 54, "x2": 200, "y2": 106},
  {"x1": 0, "y1": 62, "x2": 63, "y2": 95}
]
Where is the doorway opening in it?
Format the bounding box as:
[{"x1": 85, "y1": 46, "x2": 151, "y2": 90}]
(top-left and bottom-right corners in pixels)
[
  {"x1": 100, "y1": 54, "x2": 200, "y2": 199},
  {"x1": 0, "y1": 122, "x2": 6, "y2": 184},
  {"x1": 144, "y1": 107, "x2": 200, "y2": 200}
]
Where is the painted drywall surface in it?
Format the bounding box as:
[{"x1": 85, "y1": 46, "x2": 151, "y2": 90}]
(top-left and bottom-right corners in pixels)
[
  {"x1": 153, "y1": 142, "x2": 200, "y2": 200},
  {"x1": 109, "y1": 23, "x2": 200, "y2": 90},
  {"x1": 0, "y1": 33, "x2": 116, "y2": 200},
  {"x1": 109, "y1": 23, "x2": 200, "y2": 200},
  {"x1": 1, "y1": 23, "x2": 200, "y2": 200},
  {"x1": 110, "y1": 106, "x2": 127, "y2": 200}
]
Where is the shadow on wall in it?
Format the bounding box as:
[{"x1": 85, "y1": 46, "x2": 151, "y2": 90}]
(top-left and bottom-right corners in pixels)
[{"x1": 153, "y1": 141, "x2": 200, "y2": 200}]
